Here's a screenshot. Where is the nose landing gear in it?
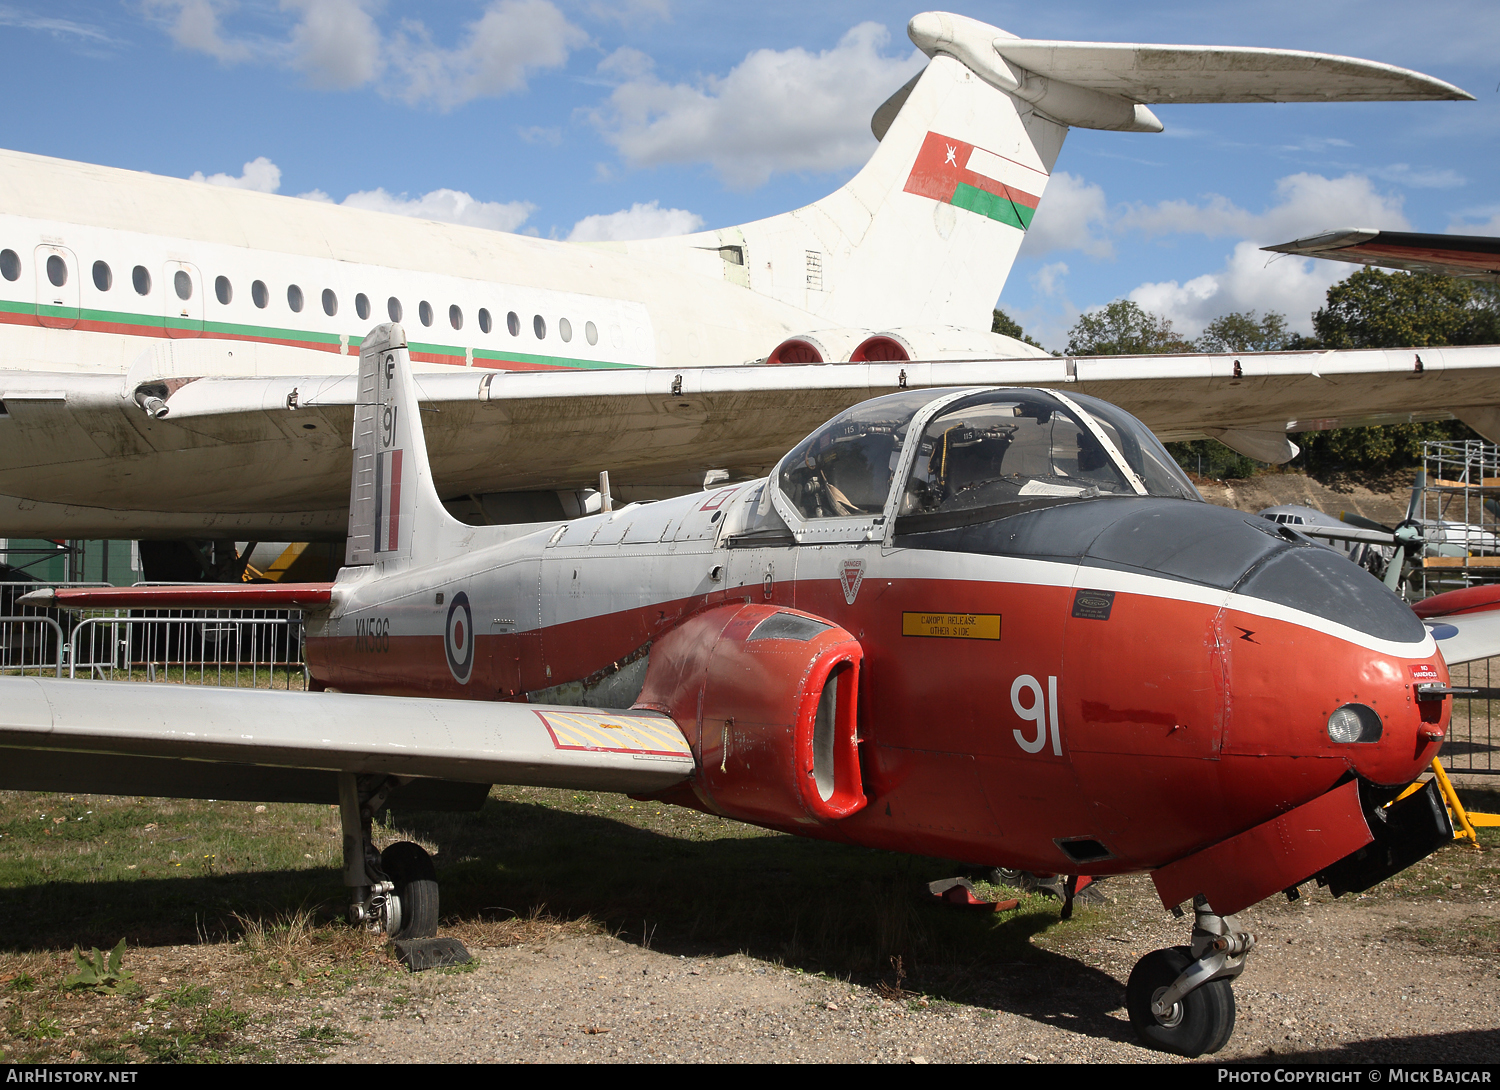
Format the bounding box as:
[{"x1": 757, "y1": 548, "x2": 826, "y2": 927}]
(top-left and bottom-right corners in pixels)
[{"x1": 1127, "y1": 897, "x2": 1255, "y2": 1057}]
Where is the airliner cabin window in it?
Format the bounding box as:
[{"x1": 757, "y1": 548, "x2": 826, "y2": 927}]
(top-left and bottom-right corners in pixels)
[
  {"x1": 322, "y1": 289, "x2": 337, "y2": 316},
  {"x1": 355, "y1": 293, "x2": 370, "y2": 320},
  {"x1": 449, "y1": 305, "x2": 462, "y2": 330},
  {"x1": 419, "y1": 301, "x2": 433, "y2": 327},
  {"x1": 388, "y1": 296, "x2": 402, "y2": 322},
  {"x1": 173, "y1": 270, "x2": 191, "y2": 300},
  {"x1": 533, "y1": 315, "x2": 546, "y2": 339},
  {"x1": 478, "y1": 308, "x2": 492, "y2": 334},
  {"x1": 559, "y1": 317, "x2": 572, "y2": 343},
  {"x1": 92, "y1": 261, "x2": 112, "y2": 292},
  {"x1": 507, "y1": 311, "x2": 519, "y2": 336},
  {"x1": 252, "y1": 280, "x2": 268, "y2": 308},
  {"x1": 0, "y1": 251, "x2": 18, "y2": 282},
  {"x1": 287, "y1": 284, "x2": 303, "y2": 312},
  {"x1": 585, "y1": 321, "x2": 598, "y2": 346},
  {"x1": 48, "y1": 256, "x2": 68, "y2": 288},
  {"x1": 214, "y1": 276, "x2": 231, "y2": 305},
  {"x1": 132, "y1": 266, "x2": 151, "y2": 295}
]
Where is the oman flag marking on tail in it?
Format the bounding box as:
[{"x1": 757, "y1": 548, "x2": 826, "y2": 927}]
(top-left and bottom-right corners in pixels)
[
  {"x1": 904, "y1": 131, "x2": 1046, "y2": 232},
  {"x1": 373, "y1": 448, "x2": 404, "y2": 554}
]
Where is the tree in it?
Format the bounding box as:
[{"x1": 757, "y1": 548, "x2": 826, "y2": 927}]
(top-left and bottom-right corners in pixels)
[
  {"x1": 1291, "y1": 270, "x2": 1497, "y2": 471},
  {"x1": 1312, "y1": 268, "x2": 1500, "y2": 349},
  {"x1": 1065, "y1": 300, "x2": 1194, "y2": 356},
  {"x1": 991, "y1": 308, "x2": 1045, "y2": 349},
  {"x1": 1195, "y1": 310, "x2": 1291, "y2": 353}
]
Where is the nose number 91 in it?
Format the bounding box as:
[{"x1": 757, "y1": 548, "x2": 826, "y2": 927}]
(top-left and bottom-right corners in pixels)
[{"x1": 1012, "y1": 674, "x2": 1062, "y2": 756}]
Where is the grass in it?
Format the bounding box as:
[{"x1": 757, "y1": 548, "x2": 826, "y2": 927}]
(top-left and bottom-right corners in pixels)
[{"x1": 1, "y1": 776, "x2": 1495, "y2": 1060}]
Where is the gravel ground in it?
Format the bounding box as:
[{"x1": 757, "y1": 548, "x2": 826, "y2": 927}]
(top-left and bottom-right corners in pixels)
[{"x1": 309, "y1": 874, "x2": 1500, "y2": 1064}]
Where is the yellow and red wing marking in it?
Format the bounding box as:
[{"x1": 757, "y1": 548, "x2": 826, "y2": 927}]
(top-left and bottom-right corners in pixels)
[{"x1": 533, "y1": 709, "x2": 692, "y2": 759}]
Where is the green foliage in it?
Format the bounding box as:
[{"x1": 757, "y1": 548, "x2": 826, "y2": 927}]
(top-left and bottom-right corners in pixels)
[
  {"x1": 991, "y1": 308, "x2": 1045, "y2": 350},
  {"x1": 1313, "y1": 269, "x2": 1500, "y2": 349},
  {"x1": 1292, "y1": 420, "x2": 1478, "y2": 473},
  {"x1": 1065, "y1": 300, "x2": 1194, "y2": 355},
  {"x1": 1195, "y1": 310, "x2": 1291, "y2": 353},
  {"x1": 62, "y1": 938, "x2": 134, "y2": 994},
  {"x1": 1166, "y1": 439, "x2": 1259, "y2": 480}
]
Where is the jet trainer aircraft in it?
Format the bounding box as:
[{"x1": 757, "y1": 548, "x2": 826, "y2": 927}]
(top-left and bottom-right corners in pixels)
[
  {"x1": 0, "y1": 12, "x2": 1495, "y2": 558},
  {"x1": 10, "y1": 325, "x2": 1497, "y2": 1056}
]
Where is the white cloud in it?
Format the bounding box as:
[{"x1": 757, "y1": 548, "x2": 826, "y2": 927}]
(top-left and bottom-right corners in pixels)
[
  {"x1": 596, "y1": 22, "x2": 924, "y2": 190},
  {"x1": 1116, "y1": 173, "x2": 1410, "y2": 243},
  {"x1": 284, "y1": 0, "x2": 382, "y2": 90},
  {"x1": 0, "y1": 9, "x2": 115, "y2": 44},
  {"x1": 517, "y1": 125, "x2": 562, "y2": 146},
  {"x1": 1127, "y1": 241, "x2": 1346, "y2": 338},
  {"x1": 1019, "y1": 172, "x2": 1112, "y2": 259},
  {"x1": 145, "y1": 0, "x2": 253, "y2": 62},
  {"x1": 145, "y1": 0, "x2": 580, "y2": 106},
  {"x1": 566, "y1": 201, "x2": 703, "y2": 242},
  {"x1": 1370, "y1": 163, "x2": 1467, "y2": 190},
  {"x1": 189, "y1": 156, "x2": 282, "y2": 192},
  {"x1": 304, "y1": 186, "x2": 536, "y2": 232},
  {"x1": 1031, "y1": 262, "x2": 1069, "y2": 298},
  {"x1": 389, "y1": 0, "x2": 586, "y2": 110},
  {"x1": 1451, "y1": 209, "x2": 1500, "y2": 236}
]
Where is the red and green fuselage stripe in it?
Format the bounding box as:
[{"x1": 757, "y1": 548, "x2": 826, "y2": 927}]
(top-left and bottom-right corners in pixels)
[{"x1": 0, "y1": 299, "x2": 640, "y2": 372}]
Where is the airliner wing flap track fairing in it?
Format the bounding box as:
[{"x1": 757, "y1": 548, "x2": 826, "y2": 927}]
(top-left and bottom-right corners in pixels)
[
  {"x1": 0, "y1": 10, "x2": 1482, "y2": 541},
  {"x1": 3, "y1": 324, "x2": 1475, "y2": 1056}
]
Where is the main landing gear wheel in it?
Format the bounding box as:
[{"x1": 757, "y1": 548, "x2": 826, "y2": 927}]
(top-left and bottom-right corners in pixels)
[
  {"x1": 1127, "y1": 946, "x2": 1236, "y2": 1057},
  {"x1": 381, "y1": 841, "x2": 440, "y2": 940}
]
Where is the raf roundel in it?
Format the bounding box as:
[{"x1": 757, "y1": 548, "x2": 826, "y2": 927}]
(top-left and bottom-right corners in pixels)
[{"x1": 445, "y1": 591, "x2": 475, "y2": 684}]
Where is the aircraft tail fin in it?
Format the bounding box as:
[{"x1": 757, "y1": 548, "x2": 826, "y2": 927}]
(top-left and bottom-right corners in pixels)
[
  {"x1": 345, "y1": 323, "x2": 462, "y2": 570},
  {"x1": 624, "y1": 11, "x2": 1468, "y2": 335}
]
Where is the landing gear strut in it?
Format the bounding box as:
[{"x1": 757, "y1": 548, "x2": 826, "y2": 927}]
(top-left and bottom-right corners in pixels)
[
  {"x1": 1127, "y1": 897, "x2": 1255, "y2": 1057},
  {"x1": 337, "y1": 772, "x2": 439, "y2": 939}
]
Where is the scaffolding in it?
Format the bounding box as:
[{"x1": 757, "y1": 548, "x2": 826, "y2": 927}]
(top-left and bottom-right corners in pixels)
[{"x1": 1417, "y1": 439, "x2": 1500, "y2": 775}]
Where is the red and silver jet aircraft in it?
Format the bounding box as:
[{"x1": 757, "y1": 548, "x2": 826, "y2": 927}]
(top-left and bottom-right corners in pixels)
[{"x1": 9, "y1": 324, "x2": 1494, "y2": 1056}]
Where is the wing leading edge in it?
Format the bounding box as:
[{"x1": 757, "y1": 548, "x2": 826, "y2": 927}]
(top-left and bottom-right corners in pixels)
[{"x1": 0, "y1": 678, "x2": 693, "y2": 803}]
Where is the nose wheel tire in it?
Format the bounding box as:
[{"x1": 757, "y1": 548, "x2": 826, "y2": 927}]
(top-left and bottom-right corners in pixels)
[
  {"x1": 1127, "y1": 946, "x2": 1236, "y2": 1057},
  {"x1": 380, "y1": 841, "x2": 439, "y2": 940}
]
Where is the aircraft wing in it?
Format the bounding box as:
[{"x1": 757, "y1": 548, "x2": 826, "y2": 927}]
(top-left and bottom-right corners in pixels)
[
  {"x1": 0, "y1": 676, "x2": 694, "y2": 803},
  {"x1": 1264, "y1": 230, "x2": 1500, "y2": 283},
  {"x1": 5, "y1": 342, "x2": 1500, "y2": 536}
]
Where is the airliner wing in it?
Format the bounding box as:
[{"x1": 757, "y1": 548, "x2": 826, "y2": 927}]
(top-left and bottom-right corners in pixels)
[
  {"x1": 3, "y1": 343, "x2": 1500, "y2": 536},
  {"x1": 1264, "y1": 230, "x2": 1500, "y2": 283},
  {"x1": 0, "y1": 676, "x2": 693, "y2": 803}
]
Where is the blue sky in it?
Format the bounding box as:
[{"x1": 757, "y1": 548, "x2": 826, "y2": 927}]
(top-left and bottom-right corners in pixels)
[{"x1": 2, "y1": 1, "x2": 1495, "y2": 351}]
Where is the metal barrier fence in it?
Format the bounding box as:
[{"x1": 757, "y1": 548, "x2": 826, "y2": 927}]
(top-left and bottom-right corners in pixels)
[
  {"x1": 67, "y1": 611, "x2": 306, "y2": 689},
  {"x1": 0, "y1": 615, "x2": 64, "y2": 676},
  {"x1": 1443, "y1": 657, "x2": 1499, "y2": 777},
  {"x1": 0, "y1": 579, "x2": 307, "y2": 689}
]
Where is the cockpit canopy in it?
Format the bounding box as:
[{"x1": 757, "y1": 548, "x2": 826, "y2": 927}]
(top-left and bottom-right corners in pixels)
[{"x1": 774, "y1": 387, "x2": 1198, "y2": 532}]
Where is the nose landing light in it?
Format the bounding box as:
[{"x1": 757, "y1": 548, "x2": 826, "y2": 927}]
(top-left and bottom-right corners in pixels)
[{"x1": 1326, "y1": 704, "x2": 1382, "y2": 744}]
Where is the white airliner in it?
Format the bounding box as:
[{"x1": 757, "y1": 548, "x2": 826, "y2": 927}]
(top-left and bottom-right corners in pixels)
[{"x1": 0, "y1": 11, "x2": 1493, "y2": 546}]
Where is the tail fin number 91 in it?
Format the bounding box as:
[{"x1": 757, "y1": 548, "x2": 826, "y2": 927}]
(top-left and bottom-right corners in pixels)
[{"x1": 1011, "y1": 674, "x2": 1062, "y2": 756}]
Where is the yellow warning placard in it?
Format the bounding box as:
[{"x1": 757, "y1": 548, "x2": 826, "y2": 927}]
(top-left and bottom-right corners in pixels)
[{"x1": 901, "y1": 612, "x2": 1001, "y2": 640}]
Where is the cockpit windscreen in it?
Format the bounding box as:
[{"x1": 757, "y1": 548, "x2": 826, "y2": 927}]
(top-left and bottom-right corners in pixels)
[{"x1": 899, "y1": 390, "x2": 1198, "y2": 526}]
